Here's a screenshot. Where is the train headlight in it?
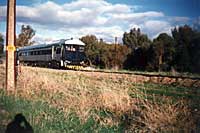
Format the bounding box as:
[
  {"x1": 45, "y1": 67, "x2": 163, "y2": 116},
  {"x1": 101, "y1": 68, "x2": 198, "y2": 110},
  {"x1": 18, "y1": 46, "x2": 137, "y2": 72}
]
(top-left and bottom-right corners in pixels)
[
  {"x1": 65, "y1": 60, "x2": 71, "y2": 64},
  {"x1": 80, "y1": 61, "x2": 84, "y2": 64}
]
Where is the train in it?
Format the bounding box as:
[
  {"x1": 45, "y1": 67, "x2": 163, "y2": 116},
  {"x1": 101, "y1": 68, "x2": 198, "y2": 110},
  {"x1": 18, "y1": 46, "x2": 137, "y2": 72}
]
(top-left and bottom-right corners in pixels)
[{"x1": 17, "y1": 38, "x2": 87, "y2": 69}]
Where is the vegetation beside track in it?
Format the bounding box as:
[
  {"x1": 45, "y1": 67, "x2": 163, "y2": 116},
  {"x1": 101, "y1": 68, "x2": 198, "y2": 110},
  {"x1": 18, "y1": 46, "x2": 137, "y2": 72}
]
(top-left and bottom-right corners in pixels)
[{"x1": 0, "y1": 66, "x2": 200, "y2": 132}]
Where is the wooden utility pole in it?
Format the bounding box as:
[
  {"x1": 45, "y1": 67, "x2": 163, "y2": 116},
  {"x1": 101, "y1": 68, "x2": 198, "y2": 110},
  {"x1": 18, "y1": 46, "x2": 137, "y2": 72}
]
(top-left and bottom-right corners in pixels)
[{"x1": 6, "y1": 0, "x2": 16, "y2": 91}]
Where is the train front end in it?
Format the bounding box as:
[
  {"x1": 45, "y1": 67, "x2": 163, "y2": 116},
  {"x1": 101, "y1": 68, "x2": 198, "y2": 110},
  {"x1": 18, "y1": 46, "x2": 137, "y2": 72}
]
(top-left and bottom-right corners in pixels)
[{"x1": 62, "y1": 39, "x2": 86, "y2": 69}]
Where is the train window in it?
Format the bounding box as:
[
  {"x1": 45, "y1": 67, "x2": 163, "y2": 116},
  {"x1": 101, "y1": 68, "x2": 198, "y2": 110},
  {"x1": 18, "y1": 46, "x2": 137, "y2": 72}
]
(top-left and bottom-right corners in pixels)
[
  {"x1": 48, "y1": 49, "x2": 52, "y2": 54},
  {"x1": 56, "y1": 48, "x2": 61, "y2": 54},
  {"x1": 40, "y1": 50, "x2": 44, "y2": 55},
  {"x1": 39, "y1": 49, "x2": 50, "y2": 55},
  {"x1": 79, "y1": 46, "x2": 84, "y2": 52},
  {"x1": 43, "y1": 50, "x2": 47, "y2": 54},
  {"x1": 66, "y1": 45, "x2": 76, "y2": 51},
  {"x1": 66, "y1": 46, "x2": 70, "y2": 51},
  {"x1": 21, "y1": 52, "x2": 29, "y2": 56}
]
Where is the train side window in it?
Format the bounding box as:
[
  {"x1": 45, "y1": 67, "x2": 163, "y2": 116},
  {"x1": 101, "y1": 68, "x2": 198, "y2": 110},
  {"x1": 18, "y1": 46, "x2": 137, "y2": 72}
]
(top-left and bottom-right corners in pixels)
[
  {"x1": 41, "y1": 49, "x2": 51, "y2": 55},
  {"x1": 56, "y1": 48, "x2": 61, "y2": 54},
  {"x1": 47, "y1": 49, "x2": 52, "y2": 54},
  {"x1": 79, "y1": 46, "x2": 84, "y2": 52},
  {"x1": 43, "y1": 50, "x2": 47, "y2": 54}
]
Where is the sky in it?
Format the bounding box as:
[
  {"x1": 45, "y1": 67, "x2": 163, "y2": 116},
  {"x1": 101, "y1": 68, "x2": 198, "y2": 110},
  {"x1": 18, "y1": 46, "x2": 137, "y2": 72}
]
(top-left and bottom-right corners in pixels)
[{"x1": 0, "y1": 0, "x2": 200, "y2": 44}]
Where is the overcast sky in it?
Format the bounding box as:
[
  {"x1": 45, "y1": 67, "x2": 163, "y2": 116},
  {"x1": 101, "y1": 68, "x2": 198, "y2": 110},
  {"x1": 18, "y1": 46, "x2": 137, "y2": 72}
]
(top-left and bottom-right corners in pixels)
[{"x1": 0, "y1": 0, "x2": 199, "y2": 43}]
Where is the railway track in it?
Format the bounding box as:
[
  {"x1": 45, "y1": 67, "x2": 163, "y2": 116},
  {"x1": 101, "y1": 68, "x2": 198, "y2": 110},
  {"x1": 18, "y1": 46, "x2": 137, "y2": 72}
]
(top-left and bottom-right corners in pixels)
[{"x1": 76, "y1": 68, "x2": 200, "y2": 88}]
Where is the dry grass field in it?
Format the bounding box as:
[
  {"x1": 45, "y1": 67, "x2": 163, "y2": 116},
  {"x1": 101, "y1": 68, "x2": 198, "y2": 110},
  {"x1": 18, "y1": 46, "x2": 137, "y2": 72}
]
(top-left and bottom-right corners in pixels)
[{"x1": 0, "y1": 65, "x2": 200, "y2": 132}]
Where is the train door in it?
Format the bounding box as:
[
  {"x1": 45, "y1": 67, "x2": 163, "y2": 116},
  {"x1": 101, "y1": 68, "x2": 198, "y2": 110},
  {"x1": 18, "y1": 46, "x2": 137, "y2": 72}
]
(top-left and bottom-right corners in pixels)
[
  {"x1": 52, "y1": 46, "x2": 61, "y2": 61},
  {"x1": 52, "y1": 46, "x2": 56, "y2": 60},
  {"x1": 55, "y1": 47, "x2": 61, "y2": 61}
]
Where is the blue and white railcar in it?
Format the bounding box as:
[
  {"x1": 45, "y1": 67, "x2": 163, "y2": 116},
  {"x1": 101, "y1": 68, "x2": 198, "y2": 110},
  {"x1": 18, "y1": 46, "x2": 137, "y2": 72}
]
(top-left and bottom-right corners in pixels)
[{"x1": 17, "y1": 38, "x2": 86, "y2": 68}]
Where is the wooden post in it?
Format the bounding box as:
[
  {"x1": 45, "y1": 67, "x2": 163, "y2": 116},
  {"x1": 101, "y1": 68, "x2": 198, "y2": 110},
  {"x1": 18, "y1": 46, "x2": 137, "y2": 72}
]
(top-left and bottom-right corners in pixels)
[{"x1": 6, "y1": 0, "x2": 16, "y2": 91}]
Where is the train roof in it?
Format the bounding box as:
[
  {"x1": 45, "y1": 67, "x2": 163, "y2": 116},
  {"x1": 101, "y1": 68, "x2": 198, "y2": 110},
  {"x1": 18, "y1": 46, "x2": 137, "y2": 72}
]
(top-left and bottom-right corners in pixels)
[
  {"x1": 65, "y1": 39, "x2": 85, "y2": 46},
  {"x1": 18, "y1": 38, "x2": 85, "y2": 51}
]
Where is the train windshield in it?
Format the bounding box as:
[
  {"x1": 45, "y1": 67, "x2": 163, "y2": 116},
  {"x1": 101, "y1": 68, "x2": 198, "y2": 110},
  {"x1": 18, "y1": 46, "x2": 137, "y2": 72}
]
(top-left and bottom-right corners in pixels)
[
  {"x1": 65, "y1": 45, "x2": 84, "y2": 52},
  {"x1": 64, "y1": 44, "x2": 86, "y2": 64}
]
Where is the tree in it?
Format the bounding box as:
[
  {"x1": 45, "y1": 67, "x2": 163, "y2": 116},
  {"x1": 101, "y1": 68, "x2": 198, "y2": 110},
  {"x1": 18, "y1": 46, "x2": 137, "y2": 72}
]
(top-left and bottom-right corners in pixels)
[
  {"x1": 123, "y1": 28, "x2": 151, "y2": 49},
  {"x1": 80, "y1": 35, "x2": 98, "y2": 46},
  {"x1": 190, "y1": 31, "x2": 200, "y2": 73},
  {"x1": 16, "y1": 25, "x2": 35, "y2": 47},
  {"x1": 171, "y1": 25, "x2": 200, "y2": 73},
  {"x1": 103, "y1": 44, "x2": 130, "y2": 69},
  {"x1": 123, "y1": 28, "x2": 151, "y2": 70},
  {"x1": 152, "y1": 33, "x2": 175, "y2": 71},
  {"x1": 80, "y1": 35, "x2": 100, "y2": 66},
  {"x1": 0, "y1": 33, "x2": 4, "y2": 54},
  {"x1": 172, "y1": 25, "x2": 194, "y2": 72},
  {"x1": 123, "y1": 28, "x2": 141, "y2": 49},
  {"x1": 81, "y1": 35, "x2": 130, "y2": 69}
]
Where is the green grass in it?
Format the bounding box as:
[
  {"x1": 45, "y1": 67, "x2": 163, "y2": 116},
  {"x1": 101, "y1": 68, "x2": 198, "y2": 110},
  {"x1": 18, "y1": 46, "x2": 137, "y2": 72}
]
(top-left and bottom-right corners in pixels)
[
  {"x1": 1, "y1": 65, "x2": 199, "y2": 132},
  {"x1": 95, "y1": 68, "x2": 200, "y2": 78},
  {"x1": 129, "y1": 83, "x2": 200, "y2": 109},
  {"x1": 0, "y1": 89, "x2": 123, "y2": 133},
  {"x1": 1, "y1": 81, "x2": 199, "y2": 132},
  {"x1": 130, "y1": 83, "x2": 198, "y2": 97}
]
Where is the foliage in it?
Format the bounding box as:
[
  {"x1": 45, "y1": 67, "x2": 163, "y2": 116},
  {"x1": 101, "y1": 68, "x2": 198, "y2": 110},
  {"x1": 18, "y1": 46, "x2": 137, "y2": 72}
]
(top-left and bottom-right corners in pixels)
[
  {"x1": 122, "y1": 28, "x2": 151, "y2": 70},
  {"x1": 123, "y1": 28, "x2": 151, "y2": 49},
  {"x1": 172, "y1": 25, "x2": 200, "y2": 73},
  {"x1": 81, "y1": 35, "x2": 130, "y2": 69},
  {"x1": 80, "y1": 25, "x2": 200, "y2": 73},
  {"x1": 122, "y1": 25, "x2": 199, "y2": 73},
  {"x1": 16, "y1": 25, "x2": 35, "y2": 47},
  {"x1": 150, "y1": 33, "x2": 175, "y2": 71}
]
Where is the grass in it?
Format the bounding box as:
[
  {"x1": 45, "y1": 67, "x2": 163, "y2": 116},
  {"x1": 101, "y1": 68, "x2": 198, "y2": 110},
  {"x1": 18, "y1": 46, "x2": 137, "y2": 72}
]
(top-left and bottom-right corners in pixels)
[
  {"x1": 0, "y1": 65, "x2": 200, "y2": 132},
  {"x1": 0, "y1": 90, "x2": 123, "y2": 133},
  {"x1": 131, "y1": 83, "x2": 199, "y2": 99},
  {"x1": 95, "y1": 67, "x2": 200, "y2": 79}
]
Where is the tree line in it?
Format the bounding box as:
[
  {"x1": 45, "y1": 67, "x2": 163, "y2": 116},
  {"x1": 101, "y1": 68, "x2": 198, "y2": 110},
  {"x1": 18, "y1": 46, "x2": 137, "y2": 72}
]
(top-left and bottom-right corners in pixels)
[
  {"x1": 0, "y1": 24, "x2": 199, "y2": 73},
  {"x1": 81, "y1": 25, "x2": 200, "y2": 73}
]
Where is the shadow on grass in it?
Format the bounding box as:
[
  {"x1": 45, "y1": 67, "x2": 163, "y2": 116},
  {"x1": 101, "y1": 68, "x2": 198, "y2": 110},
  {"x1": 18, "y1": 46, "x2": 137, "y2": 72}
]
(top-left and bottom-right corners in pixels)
[{"x1": 5, "y1": 113, "x2": 33, "y2": 133}]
